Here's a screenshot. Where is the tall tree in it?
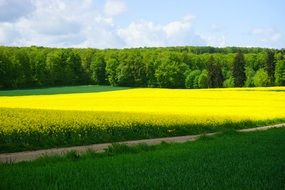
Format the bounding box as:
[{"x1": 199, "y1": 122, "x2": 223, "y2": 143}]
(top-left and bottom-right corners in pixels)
[
  {"x1": 31, "y1": 50, "x2": 48, "y2": 86},
  {"x1": 0, "y1": 50, "x2": 14, "y2": 88},
  {"x1": 65, "y1": 50, "x2": 83, "y2": 85},
  {"x1": 155, "y1": 61, "x2": 189, "y2": 88},
  {"x1": 46, "y1": 50, "x2": 67, "y2": 86},
  {"x1": 116, "y1": 51, "x2": 147, "y2": 87},
  {"x1": 253, "y1": 69, "x2": 269, "y2": 87},
  {"x1": 275, "y1": 60, "x2": 285, "y2": 86},
  {"x1": 233, "y1": 51, "x2": 246, "y2": 87},
  {"x1": 207, "y1": 56, "x2": 223, "y2": 88},
  {"x1": 91, "y1": 54, "x2": 107, "y2": 85},
  {"x1": 12, "y1": 49, "x2": 32, "y2": 87},
  {"x1": 105, "y1": 56, "x2": 120, "y2": 86},
  {"x1": 185, "y1": 70, "x2": 201, "y2": 89},
  {"x1": 266, "y1": 50, "x2": 275, "y2": 85},
  {"x1": 198, "y1": 69, "x2": 208, "y2": 88},
  {"x1": 0, "y1": 46, "x2": 283, "y2": 90},
  {"x1": 207, "y1": 56, "x2": 215, "y2": 88}
]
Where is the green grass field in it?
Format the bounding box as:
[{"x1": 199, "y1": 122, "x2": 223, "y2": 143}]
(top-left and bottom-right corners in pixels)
[
  {"x1": 1, "y1": 128, "x2": 285, "y2": 190},
  {"x1": 0, "y1": 85, "x2": 129, "y2": 96}
]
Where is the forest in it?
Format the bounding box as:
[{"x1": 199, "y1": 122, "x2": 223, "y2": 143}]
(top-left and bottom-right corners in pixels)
[{"x1": 0, "y1": 45, "x2": 285, "y2": 89}]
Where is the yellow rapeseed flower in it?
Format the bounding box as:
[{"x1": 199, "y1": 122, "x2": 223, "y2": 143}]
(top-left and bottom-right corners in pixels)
[{"x1": 1, "y1": 87, "x2": 285, "y2": 122}]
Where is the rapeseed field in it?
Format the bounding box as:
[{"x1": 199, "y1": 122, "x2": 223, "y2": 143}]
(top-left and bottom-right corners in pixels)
[
  {"x1": 1, "y1": 87, "x2": 285, "y2": 120},
  {"x1": 1, "y1": 86, "x2": 285, "y2": 152}
]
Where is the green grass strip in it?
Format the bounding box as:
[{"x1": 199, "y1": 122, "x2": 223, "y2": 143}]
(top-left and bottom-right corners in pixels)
[{"x1": 1, "y1": 128, "x2": 285, "y2": 189}]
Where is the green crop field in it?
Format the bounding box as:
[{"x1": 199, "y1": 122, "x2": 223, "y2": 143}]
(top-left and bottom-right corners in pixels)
[
  {"x1": 1, "y1": 128, "x2": 285, "y2": 190},
  {"x1": 0, "y1": 85, "x2": 129, "y2": 96}
]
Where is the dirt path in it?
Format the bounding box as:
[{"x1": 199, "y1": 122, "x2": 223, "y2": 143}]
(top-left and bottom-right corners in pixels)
[{"x1": 1, "y1": 123, "x2": 284, "y2": 163}]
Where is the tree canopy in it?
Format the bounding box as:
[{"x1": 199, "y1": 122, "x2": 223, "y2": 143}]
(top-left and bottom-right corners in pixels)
[{"x1": 0, "y1": 46, "x2": 284, "y2": 89}]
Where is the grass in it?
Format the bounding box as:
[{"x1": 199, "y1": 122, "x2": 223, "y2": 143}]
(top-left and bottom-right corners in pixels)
[
  {"x1": 0, "y1": 85, "x2": 130, "y2": 96},
  {"x1": 1, "y1": 128, "x2": 284, "y2": 190}
]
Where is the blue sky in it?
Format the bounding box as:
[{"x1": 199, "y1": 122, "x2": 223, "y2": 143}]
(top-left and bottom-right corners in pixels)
[{"x1": 0, "y1": 0, "x2": 284, "y2": 48}]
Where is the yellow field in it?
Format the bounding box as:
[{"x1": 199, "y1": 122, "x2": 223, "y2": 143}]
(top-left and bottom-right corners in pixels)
[
  {"x1": 1, "y1": 87, "x2": 285, "y2": 121},
  {"x1": 1, "y1": 86, "x2": 285, "y2": 152}
]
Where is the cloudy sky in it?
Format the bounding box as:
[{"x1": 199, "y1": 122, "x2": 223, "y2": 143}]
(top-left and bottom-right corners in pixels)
[{"x1": 0, "y1": 0, "x2": 284, "y2": 48}]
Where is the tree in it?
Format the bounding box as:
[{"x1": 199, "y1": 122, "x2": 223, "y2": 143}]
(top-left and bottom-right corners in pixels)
[
  {"x1": 266, "y1": 50, "x2": 275, "y2": 85},
  {"x1": 13, "y1": 49, "x2": 32, "y2": 87},
  {"x1": 65, "y1": 50, "x2": 84, "y2": 85},
  {"x1": 207, "y1": 56, "x2": 223, "y2": 88},
  {"x1": 45, "y1": 49, "x2": 84, "y2": 86},
  {"x1": 46, "y1": 50, "x2": 65, "y2": 85},
  {"x1": 31, "y1": 50, "x2": 48, "y2": 87},
  {"x1": 91, "y1": 55, "x2": 107, "y2": 85},
  {"x1": 0, "y1": 50, "x2": 14, "y2": 88},
  {"x1": 185, "y1": 70, "x2": 201, "y2": 89},
  {"x1": 244, "y1": 67, "x2": 255, "y2": 87},
  {"x1": 223, "y1": 76, "x2": 234, "y2": 88},
  {"x1": 77, "y1": 48, "x2": 96, "y2": 84},
  {"x1": 233, "y1": 51, "x2": 246, "y2": 87},
  {"x1": 207, "y1": 56, "x2": 215, "y2": 88},
  {"x1": 116, "y1": 51, "x2": 147, "y2": 87},
  {"x1": 106, "y1": 57, "x2": 120, "y2": 86},
  {"x1": 275, "y1": 60, "x2": 285, "y2": 86},
  {"x1": 198, "y1": 70, "x2": 208, "y2": 88},
  {"x1": 155, "y1": 61, "x2": 189, "y2": 88},
  {"x1": 0, "y1": 46, "x2": 282, "y2": 90},
  {"x1": 144, "y1": 52, "x2": 159, "y2": 87},
  {"x1": 253, "y1": 69, "x2": 269, "y2": 87}
]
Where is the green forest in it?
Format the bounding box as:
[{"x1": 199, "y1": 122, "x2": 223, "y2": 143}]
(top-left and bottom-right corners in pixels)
[{"x1": 0, "y1": 46, "x2": 285, "y2": 89}]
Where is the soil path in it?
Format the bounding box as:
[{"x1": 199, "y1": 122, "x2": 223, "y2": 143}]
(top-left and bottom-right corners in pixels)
[{"x1": 1, "y1": 123, "x2": 284, "y2": 163}]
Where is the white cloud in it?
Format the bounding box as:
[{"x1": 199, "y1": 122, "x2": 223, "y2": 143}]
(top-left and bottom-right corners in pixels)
[
  {"x1": 104, "y1": 0, "x2": 127, "y2": 17},
  {"x1": 117, "y1": 20, "x2": 165, "y2": 47},
  {"x1": 201, "y1": 35, "x2": 226, "y2": 47},
  {"x1": 0, "y1": 0, "x2": 124, "y2": 48},
  {"x1": 0, "y1": 1, "x2": 205, "y2": 48},
  {"x1": 118, "y1": 15, "x2": 205, "y2": 47},
  {"x1": 0, "y1": 0, "x2": 35, "y2": 22},
  {"x1": 0, "y1": 0, "x2": 283, "y2": 49},
  {"x1": 163, "y1": 15, "x2": 195, "y2": 37},
  {"x1": 251, "y1": 27, "x2": 281, "y2": 43},
  {"x1": 197, "y1": 23, "x2": 227, "y2": 47},
  {"x1": 76, "y1": 16, "x2": 123, "y2": 48},
  {"x1": 0, "y1": 0, "x2": 89, "y2": 46},
  {"x1": 0, "y1": 22, "x2": 19, "y2": 44}
]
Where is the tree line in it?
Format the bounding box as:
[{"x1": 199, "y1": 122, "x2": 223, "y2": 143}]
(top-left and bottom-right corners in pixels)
[{"x1": 0, "y1": 45, "x2": 285, "y2": 89}]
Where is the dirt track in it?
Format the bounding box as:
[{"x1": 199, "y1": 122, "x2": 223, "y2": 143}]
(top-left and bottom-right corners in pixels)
[{"x1": 1, "y1": 123, "x2": 284, "y2": 163}]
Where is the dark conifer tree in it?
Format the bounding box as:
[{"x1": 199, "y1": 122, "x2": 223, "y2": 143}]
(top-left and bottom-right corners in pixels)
[
  {"x1": 214, "y1": 63, "x2": 224, "y2": 88},
  {"x1": 207, "y1": 56, "x2": 223, "y2": 88},
  {"x1": 233, "y1": 51, "x2": 246, "y2": 87},
  {"x1": 207, "y1": 56, "x2": 215, "y2": 88},
  {"x1": 266, "y1": 50, "x2": 275, "y2": 85}
]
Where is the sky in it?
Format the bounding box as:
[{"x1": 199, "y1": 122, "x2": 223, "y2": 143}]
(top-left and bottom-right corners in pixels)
[{"x1": 0, "y1": 0, "x2": 284, "y2": 49}]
